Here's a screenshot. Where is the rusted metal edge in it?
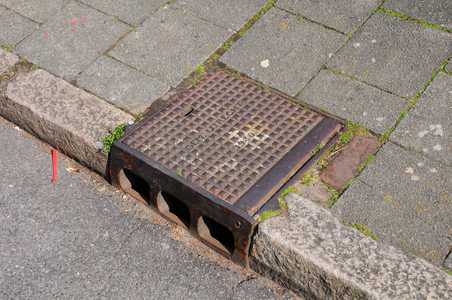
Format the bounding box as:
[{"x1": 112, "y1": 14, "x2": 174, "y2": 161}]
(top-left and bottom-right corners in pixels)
[
  {"x1": 235, "y1": 118, "x2": 342, "y2": 215},
  {"x1": 110, "y1": 141, "x2": 256, "y2": 266},
  {"x1": 255, "y1": 125, "x2": 346, "y2": 217}
]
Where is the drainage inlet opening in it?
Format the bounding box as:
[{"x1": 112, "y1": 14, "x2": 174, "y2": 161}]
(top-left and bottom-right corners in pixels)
[
  {"x1": 119, "y1": 169, "x2": 150, "y2": 204},
  {"x1": 157, "y1": 191, "x2": 191, "y2": 229},
  {"x1": 198, "y1": 216, "x2": 235, "y2": 255}
]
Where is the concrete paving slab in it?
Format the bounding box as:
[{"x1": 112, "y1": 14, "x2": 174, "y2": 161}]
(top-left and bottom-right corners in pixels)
[
  {"x1": 220, "y1": 8, "x2": 347, "y2": 96},
  {"x1": 0, "y1": 69, "x2": 132, "y2": 176},
  {"x1": 79, "y1": 0, "x2": 166, "y2": 26},
  {"x1": 276, "y1": 0, "x2": 380, "y2": 35},
  {"x1": 298, "y1": 69, "x2": 409, "y2": 134},
  {"x1": 446, "y1": 254, "x2": 452, "y2": 271},
  {"x1": 252, "y1": 193, "x2": 452, "y2": 299},
  {"x1": 171, "y1": 0, "x2": 268, "y2": 31},
  {"x1": 77, "y1": 56, "x2": 169, "y2": 115},
  {"x1": 382, "y1": 0, "x2": 452, "y2": 30},
  {"x1": 0, "y1": 0, "x2": 71, "y2": 23},
  {"x1": 0, "y1": 8, "x2": 39, "y2": 47},
  {"x1": 333, "y1": 143, "x2": 452, "y2": 266},
  {"x1": 14, "y1": 2, "x2": 130, "y2": 81},
  {"x1": 109, "y1": 7, "x2": 231, "y2": 88},
  {"x1": 0, "y1": 48, "x2": 18, "y2": 74},
  {"x1": 327, "y1": 11, "x2": 452, "y2": 99},
  {"x1": 391, "y1": 72, "x2": 452, "y2": 166}
]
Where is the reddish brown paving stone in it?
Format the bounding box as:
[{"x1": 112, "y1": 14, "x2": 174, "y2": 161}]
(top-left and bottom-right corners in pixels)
[{"x1": 321, "y1": 136, "x2": 381, "y2": 189}]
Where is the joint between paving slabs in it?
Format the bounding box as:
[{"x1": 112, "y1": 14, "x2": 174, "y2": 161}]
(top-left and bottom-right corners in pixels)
[{"x1": 376, "y1": 7, "x2": 452, "y2": 33}]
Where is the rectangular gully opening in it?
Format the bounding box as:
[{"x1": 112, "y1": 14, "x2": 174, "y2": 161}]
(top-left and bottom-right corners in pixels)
[
  {"x1": 198, "y1": 216, "x2": 235, "y2": 255},
  {"x1": 118, "y1": 169, "x2": 150, "y2": 204},
  {"x1": 157, "y1": 191, "x2": 191, "y2": 229}
]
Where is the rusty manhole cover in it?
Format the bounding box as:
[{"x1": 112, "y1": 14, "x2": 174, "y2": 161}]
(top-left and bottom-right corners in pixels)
[{"x1": 110, "y1": 71, "x2": 345, "y2": 266}]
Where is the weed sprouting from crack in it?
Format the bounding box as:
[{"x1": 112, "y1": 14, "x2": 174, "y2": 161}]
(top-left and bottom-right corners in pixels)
[
  {"x1": 101, "y1": 122, "x2": 128, "y2": 153},
  {"x1": 348, "y1": 223, "x2": 377, "y2": 240}
]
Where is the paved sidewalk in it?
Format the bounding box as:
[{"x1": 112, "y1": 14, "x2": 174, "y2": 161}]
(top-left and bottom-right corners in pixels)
[{"x1": 1, "y1": 0, "x2": 452, "y2": 297}]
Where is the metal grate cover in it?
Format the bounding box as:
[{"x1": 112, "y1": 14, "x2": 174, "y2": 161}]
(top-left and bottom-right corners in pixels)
[{"x1": 123, "y1": 71, "x2": 324, "y2": 203}]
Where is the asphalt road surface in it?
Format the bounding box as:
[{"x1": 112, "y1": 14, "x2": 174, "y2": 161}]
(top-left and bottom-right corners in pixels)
[{"x1": 0, "y1": 118, "x2": 296, "y2": 299}]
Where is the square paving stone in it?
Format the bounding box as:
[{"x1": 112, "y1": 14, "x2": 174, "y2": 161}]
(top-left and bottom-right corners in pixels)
[
  {"x1": 276, "y1": 0, "x2": 381, "y2": 35},
  {"x1": 382, "y1": 0, "x2": 452, "y2": 30},
  {"x1": 332, "y1": 142, "x2": 452, "y2": 266},
  {"x1": 109, "y1": 7, "x2": 231, "y2": 88},
  {"x1": 391, "y1": 72, "x2": 452, "y2": 166},
  {"x1": 220, "y1": 8, "x2": 347, "y2": 96},
  {"x1": 171, "y1": 0, "x2": 268, "y2": 31},
  {"x1": 327, "y1": 11, "x2": 452, "y2": 99},
  {"x1": 77, "y1": 56, "x2": 169, "y2": 115},
  {"x1": 0, "y1": 0, "x2": 71, "y2": 23},
  {"x1": 298, "y1": 69, "x2": 409, "y2": 135},
  {"x1": 79, "y1": 0, "x2": 166, "y2": 26},
  {"x1": 0, "y1": 8, "x2": 39, "y2": 47},
  {"x1": 14, "y1": 2, "x2": 130, "y2": 81},
  {"x1": 0, "y1": 48, "x2": 18, "y2": 74}
]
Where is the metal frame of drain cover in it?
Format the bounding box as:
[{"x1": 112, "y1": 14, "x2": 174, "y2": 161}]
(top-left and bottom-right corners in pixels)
[{"x1": 110, "y1": 70, "x2": 346, "y2": 267}]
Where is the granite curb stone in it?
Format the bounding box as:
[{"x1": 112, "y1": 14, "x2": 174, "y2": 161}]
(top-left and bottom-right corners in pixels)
[
  {"x1": 171, "y1": 0, "x2": 268, "y2": 32},
  {"x1": 252, "y1": 193, "x2": 452, "y2": 299},
  {"x1": 79, "y1": 0, "x2": 167, "y2": 26},
  {"x1": 109, "y1": 6, "x2": 231, "y2": 88},
  {"x1": 276, "y1": 0, "x2": 381, "y2": 35},
  {"x1": 15, "y1": 1, "x2": 131, "y2": 81},
  {"x1": 77, "y1": 56, "x2": 169, "y2": 115},
  {"x1": 298, "y1": 69, "x2": 409, "y2": 135},
  {"x1": 0, "y1": 8, "x2": 39, "y2": 47},
  {"x1": 0, "y1": 0, "x2": 71, "y2": 23},
  {"x1": 0, "y1": 69, "x2": 131, "y2": 176},
  {"x1": 391, "y1": 72, "x2": 452, "y2": 166},
  {"x1": 333, "y1": 143, "x2": 452, "y2": 266},
  {"x1": 382, "y1": 0, "x2": 452, "y2": 30},
  {"x1": 0, "y1": 48, "x2": 19, "y2": 75},
  {"x1": 220, "y1": 8, "x2": 347, "y2": 96},
  {"x1": 327, "y1": 11, "x2": 452, "y2": 99}
]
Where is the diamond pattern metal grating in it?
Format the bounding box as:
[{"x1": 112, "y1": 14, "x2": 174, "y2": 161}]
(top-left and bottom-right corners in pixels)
[{"x1": 122, "y1": 71, "x2": 324, "y2": 203}]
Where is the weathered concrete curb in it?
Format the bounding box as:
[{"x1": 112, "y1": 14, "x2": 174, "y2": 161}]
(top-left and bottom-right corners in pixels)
[
  {"x1": 250, "y1": 193, "x2": 452, "y2": 299},
  {"x1": 0, "y1": 69, "x2": 131, "y2": 177}
]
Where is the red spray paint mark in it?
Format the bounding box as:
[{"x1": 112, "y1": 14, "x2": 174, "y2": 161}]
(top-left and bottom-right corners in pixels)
[
  {"x1": 52, "y1": 150, "x2": 57, "y2": 183},
  {"x1": 72, "y1": 18, "x2": 78, "y2": 24},
  {"x1": 82, "y1": 19, "x2": 85, "y2": 23},
  {"x1": 45, "y1": 33, "x2": 49, "y2": 36},
  {"x1": 71, "y1": 28, "x2": 76, "y2": 30}
]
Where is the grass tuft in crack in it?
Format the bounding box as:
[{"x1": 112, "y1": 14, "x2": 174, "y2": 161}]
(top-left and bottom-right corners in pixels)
[
  {"x1": 101, "y1": 123, "x2": 127, "y2": 153},
  {"x1": 349, "y1": 223, "x2": 377, "y2": 240}
]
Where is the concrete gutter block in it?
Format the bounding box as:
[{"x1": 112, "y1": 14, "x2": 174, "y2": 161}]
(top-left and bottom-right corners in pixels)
[
  {"x1": 0, "y1": 69, "x2": 132, "y2": 177},
  {"x1": 251, "y1": 193, "x2": 452, "y2": 299}
]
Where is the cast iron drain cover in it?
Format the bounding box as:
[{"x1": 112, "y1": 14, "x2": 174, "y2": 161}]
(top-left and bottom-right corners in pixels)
[{"x1": 110, "y1": 70, "x2": 345, "y2": 266}]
